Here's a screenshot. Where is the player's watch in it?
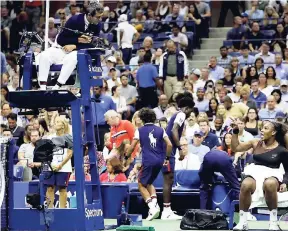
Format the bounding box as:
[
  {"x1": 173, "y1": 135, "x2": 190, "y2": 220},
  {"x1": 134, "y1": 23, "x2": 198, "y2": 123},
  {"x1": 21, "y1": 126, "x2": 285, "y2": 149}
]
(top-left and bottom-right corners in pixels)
[{"x1": 177, "y1": 146, "x2": 182, "y2": 151}]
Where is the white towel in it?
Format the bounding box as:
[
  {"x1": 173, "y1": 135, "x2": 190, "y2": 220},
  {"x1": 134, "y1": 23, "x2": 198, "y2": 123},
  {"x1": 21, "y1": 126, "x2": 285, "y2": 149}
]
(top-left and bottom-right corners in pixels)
[{"x1": 244, "y1": 164, "x2": 288, "y2": 209}]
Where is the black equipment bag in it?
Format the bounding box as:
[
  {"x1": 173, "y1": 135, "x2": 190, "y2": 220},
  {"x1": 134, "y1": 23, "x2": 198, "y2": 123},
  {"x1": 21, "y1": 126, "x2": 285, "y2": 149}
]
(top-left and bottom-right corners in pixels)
[{"x1": 180, "y1": 209, "x2": 228, "y2": 230}]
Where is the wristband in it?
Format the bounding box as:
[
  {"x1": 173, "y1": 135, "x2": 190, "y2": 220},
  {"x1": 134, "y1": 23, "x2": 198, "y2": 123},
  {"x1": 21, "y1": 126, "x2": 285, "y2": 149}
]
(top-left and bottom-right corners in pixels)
[
  {"x1": 165, "y1": 156, "x2": 170, "y2": 161},
  {"x1": 232, "y1": 127, "x2": 240, "y2": 135}
]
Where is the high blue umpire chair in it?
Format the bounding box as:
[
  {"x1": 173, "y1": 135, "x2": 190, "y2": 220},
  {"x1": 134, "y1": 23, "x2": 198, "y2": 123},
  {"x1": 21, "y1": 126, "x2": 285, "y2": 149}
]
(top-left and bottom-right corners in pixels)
[{"x1": 7, "y1": 48, "x2": 106, "y2": 231}]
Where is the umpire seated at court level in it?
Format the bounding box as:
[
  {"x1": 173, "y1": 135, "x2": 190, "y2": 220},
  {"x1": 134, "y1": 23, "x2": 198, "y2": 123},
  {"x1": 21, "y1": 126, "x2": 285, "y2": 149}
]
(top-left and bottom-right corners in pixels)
[
  {"x1": 136, "y1": 53, "x2": 159, "y2": 109},
  {"x1": 38, "y1": 1, "x2": 104, "y2": 90}
]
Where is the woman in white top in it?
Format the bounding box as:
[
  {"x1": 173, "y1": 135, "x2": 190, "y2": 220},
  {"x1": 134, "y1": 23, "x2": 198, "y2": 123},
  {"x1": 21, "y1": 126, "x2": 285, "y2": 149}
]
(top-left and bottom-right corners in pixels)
[
  {"x1": 111, "y1": 86, "x2": 127, "y2": 117},
  {"x1": 155, "y1": 1, "x2": 172, "y2": 20},
  {"x1": 258, "y1": 73, "x2": 274, "y2": 97},
  {"x1": 271, "y1": 89, "x2": 288, "y2": 113}
]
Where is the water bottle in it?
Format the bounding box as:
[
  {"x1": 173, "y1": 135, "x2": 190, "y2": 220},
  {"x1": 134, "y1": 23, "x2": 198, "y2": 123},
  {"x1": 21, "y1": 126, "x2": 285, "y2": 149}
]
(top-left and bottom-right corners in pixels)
[
  {"x1": 121, "y1": 202, "x2": 126, "y2": 213},
  {"x1": 118, "y1": 202, "x2": 130, "y2": 226}
]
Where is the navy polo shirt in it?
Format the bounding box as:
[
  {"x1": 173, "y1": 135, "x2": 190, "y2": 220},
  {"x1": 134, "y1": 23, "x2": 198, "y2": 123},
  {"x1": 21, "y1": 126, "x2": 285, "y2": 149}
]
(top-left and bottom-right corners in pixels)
[
  {"x1": 249, "y1": 91, "x2": 267, "y2": 109},
  {"x1": 91, "y1": 94, "x2": 116, "y2": 125},
  {"x1": 136, "y1": 62, "x2": 158, "y2": 88},
  {"x1": 202, "y1": 132, "x2": 220, "y2": 150}
]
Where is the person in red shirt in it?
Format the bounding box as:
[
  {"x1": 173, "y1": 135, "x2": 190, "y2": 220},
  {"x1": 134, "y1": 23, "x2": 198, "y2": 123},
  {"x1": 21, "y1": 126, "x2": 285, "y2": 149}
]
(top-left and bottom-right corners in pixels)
[
  {"x1": 104, "y1": 110, "x2": 135, "y2": 156},
  {"x1": 100, "y1": 157, "x2": 127, "y2": 182}
]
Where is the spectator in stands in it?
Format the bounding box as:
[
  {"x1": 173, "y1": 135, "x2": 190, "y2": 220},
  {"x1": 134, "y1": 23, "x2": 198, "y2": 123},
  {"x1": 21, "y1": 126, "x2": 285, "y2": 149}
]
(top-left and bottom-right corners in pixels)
[
  {"x1": 164, "y1": 4, "x2": 185, "y2": 31},
  {"x1": 131, "y1": 111, "x2": 143, "y2": 129},
  {"x1": 67, "y1": 3, "x2": 81, "y2": 19},
  {"x1": 263, "y1": 6, "x2": 279, "y2": 28},
  {"x1": 244, "y1": 107, "x2": 260, "y2": 137},
  {"x1": 206, "y1": 98, "x2": 219, "y2": 120},
  {"x1": 92, "y1": 85, "x2": 116, "y2": 151},
  {"x1": 56, "y1": 9, "x2": 67, "y2": 27},
  {"x1": 188, "y1": 68, "x2": 205, "y2": 91},
  {"x1": 194, "y1": 0, "x2": 211, "y2": 18},
  {"x1": 280, "y1": 80, "x2": 288, "y2": 102},
  {"x1": 235, "y1": 117, "x2": 254, "y2": 142},
  {"x1": 271, "y1": 89, "x2": 288, "y2": 113},
  {"x1": 7, "y1": 74, "x2": 19, "y2": 92},
  {"x1": 223, "y1": 96, "x2": 249, "y2": 119},
  {"x1": 271, "y1": 23, "x2": 286, "y2": 53},
  {"x1": 115, "y1": 1, "x2": 129, "y2": 16},
  {"x1": 213, "y1": 115, "x2": 229, "y2": 142},
  {"x1": 6, "y1": 54, "x2": 19, "y2": 79},
  {"x1": 143, "y1": 37, "x2": 156, "y2": 57},
  {"x1": 175, "y1": 137, "x2": 196, "y2": 170},
  {"x1": 7, "y1": 112, "x2": 25, "y2": 145},
  {"x1": 198, "y1": 118, "x2": 220, "y2": 150},
  {"x1": 117, "y1": 14, "x2": 140, "y2": 64},
  {"x1": 241, "y1": 12, "x2": 249, "y2": 28},
  {"x1": 136, "y1": 54, "x2": 159, "y2": 108},
  {"x1": 23, "y1": 0, "x2": 44, "y2": 31},
  {"x1": 129, "y1": 47, "x2": 146, "y2": 68},
  {"x1": 131, "y1": 9, "x2": 146, "y2": 27},
  {"x1": 258, "y1": 73, "x2": 274, "y2": 96},
  {"x1": 10, "y1": 11, "x2": 31, "y2": 52},
  {"x1": 159, "y1": 40, "x2": 188, "y2": 100},
  {"x1": 118, "y1": 74, "x2": 138, "y2": 118},
  {"x1": 274, "y1": 54, "x2": 288, "y2": 80},
  {"x1": 201, "y1": 67, "x2": 213, "y2": 82},
  {"x1": 153, "y1": 94, "x2": 169, "y2": 120},
  {"x1": 245, "y1": 0, "x2": 264, "y2": 20},
  {"x1": 259, "y1": 95, "x2": 282, "y2": 119},
  {"x1": 144, "y1": 9, "x2": 156, "y2": 33},
  {"x1": 218, "y1": 132, "x2": 233, "y2": 156},
  {"x1": 155, "y1": 1, "x2": 171, "y2": 21},
  {"x1": 226, "y1": 16, "x2": 246, "y2": 51},
  {"x1": 152, "y1": 48, "x2": 163, "y2": 65},
  {"x1": 186, "y1": 4, "x2": 202, "y2": 31},
  {"x1": 228, "y1": 77, "x2": 243, "y2": 103},
  {"x1": 255, "y1": 42, "x2": 276, "y2": 69},
  {"x1": 100, "y1": 157, "x2": 127, "y2": 182},
  {"x1": 102, "y1": 10, "x2": 118, "y2": 35},
  {"x1": 240, "y1": 86, "x2": 257, "y2": 109},
  {"x1": 266, "y1": 66, "x2": 280, "y2": 87},
  {"x1": 255, "y1": 57, "x2": 265, "y2": 74},
  {"x1": 221, "y1": 68, "x2": 234, "y2": 87},
  {"x1": 242, "y1": 66, "x2": 258, "y2": 85},
  {"x1": 217, "y1": 88, "x2": 228, "y2": 104},
  {"x1": 169, "y1": 25, "x2": 188, "y2": 51},
  {"x1": 38, "y1": 119, "x2": 50, "y2": 138},
  {"x1": 208, "y1": 56, "x2": 225, "y2": 81},
  {"x1": 238, "y1": 45, "x2": 256, "y2": 68},
  {"x1": 47, "y1": 17, "x2": 57, "y2": 43},
  {"x1": 0, "y1": 103, "x2": 21, "y2": 127},
  {"x1": 217, "y1": 1, "x2": 241, "y2": 28},
  {"x1": 111, "y1": 86, "x2": 127, "y2": 116},
  {"x1": 184, "y1": 110, "x2": 200, "y2": 139},
  {"x1": 245, "y1": 22, "x2": 264, "y2": 52},
  {"x1": 17, "y1": 129, "x2": 40, "y2": 181},
  {"x1": 195, "y1": 87, "x2": 209, "y2": 112},
  {"x1": 107, "y1": 67, "x2": 120, "y2": 91},
  {"x1": 187, "y1": 130, "x2": 210, "y2": 166},
  {"x1": 217, "y1": 46, "x2": 232, "y2": 68},
  {"x1": 230, "y1": 57, "x2": 241, "y2": 78}
]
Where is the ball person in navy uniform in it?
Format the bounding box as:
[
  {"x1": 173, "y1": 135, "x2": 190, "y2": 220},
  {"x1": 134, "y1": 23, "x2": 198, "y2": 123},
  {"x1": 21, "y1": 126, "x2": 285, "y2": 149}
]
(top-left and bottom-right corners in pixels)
[{"x1": 38, "y1": 1, "x2": 104, "y2": 90}]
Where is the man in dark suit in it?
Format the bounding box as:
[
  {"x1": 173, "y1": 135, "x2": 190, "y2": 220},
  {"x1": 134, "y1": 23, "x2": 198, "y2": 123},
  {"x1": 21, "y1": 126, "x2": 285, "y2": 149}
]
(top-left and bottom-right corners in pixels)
[
  {"x1": 38, "y1": 1, "x2": 104, "y2": 90},
  {"x1": 7, "y1": 113, "x2": 25, "y2": 146}
]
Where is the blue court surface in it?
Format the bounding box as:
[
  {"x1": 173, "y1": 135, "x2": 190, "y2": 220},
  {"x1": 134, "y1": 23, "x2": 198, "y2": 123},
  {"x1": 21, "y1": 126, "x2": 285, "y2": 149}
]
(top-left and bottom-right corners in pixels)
[{"x1": 104, "y1": 220, "x2": 288, "y2": 231}]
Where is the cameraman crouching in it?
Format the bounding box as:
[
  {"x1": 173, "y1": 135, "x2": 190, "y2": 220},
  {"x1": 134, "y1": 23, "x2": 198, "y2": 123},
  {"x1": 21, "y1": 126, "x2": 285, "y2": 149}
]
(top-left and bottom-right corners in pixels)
[
  {"x1": 44, "y1": 116, "x2": 73, "y2": 208},
  {"x1": 38, "y1": 1, "x2": 103, "y2": 90}
]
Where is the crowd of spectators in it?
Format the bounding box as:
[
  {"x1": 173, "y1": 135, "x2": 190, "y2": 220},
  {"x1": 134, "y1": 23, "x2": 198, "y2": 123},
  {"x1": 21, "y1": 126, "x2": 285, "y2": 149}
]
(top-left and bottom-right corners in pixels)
[{"x1": 0, "y1": 0, "x2": 288, "y2": 208}]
